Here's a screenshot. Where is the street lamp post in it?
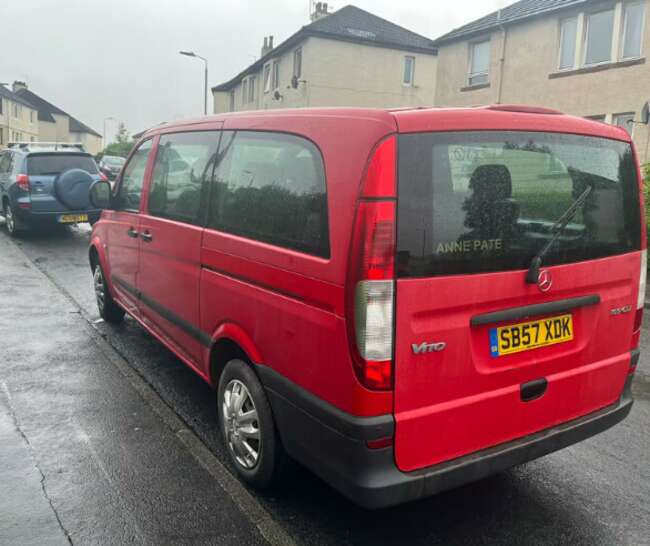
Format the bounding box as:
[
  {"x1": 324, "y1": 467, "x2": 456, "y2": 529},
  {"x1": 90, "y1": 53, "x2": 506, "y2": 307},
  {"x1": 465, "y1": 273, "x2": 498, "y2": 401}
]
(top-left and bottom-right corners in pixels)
[
  {"x1": 103, "y1": 116, "x2": 114, "y2": 149},
  {"x1": 179, "y1": 51, "x2": 208, "y2": 116}
]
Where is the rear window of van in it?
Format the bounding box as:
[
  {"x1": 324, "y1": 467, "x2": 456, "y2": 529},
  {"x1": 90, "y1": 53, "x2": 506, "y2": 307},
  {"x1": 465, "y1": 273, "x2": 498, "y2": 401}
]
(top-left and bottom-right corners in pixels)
[{"x1": 397, "y1": 131, "x2": 641, "y2": 277}]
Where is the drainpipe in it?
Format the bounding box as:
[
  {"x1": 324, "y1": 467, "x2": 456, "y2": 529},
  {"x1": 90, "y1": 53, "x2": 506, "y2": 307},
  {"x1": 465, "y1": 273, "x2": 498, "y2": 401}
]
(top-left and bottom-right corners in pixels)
[{"x1": 496, "y1": 12, "x2": 508, "y2": 104}]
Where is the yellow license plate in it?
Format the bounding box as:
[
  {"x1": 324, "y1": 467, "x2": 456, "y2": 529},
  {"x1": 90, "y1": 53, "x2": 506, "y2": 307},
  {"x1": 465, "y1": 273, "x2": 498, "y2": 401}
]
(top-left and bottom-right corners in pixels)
[
  {"x1": 489, "y1": 314, "x2": 573, "y2": 357},
  {"x1": 59, "y1": 214, "x2": 88, "y2": 224}
]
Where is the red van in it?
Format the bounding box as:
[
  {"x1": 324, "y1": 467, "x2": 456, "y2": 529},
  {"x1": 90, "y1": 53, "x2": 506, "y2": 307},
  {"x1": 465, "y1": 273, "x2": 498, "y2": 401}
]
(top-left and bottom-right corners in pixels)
[{"x1": 88, "y1": 106, "x2": 645, "y2": 508}]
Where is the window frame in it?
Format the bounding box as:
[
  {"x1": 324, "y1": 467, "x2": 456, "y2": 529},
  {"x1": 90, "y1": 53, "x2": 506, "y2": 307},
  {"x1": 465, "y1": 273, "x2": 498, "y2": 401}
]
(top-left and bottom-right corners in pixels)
[
  {"x1": 248, "y1": 76, "x2": 256, "y2": 103},
  {"x1": 271, "y1": 60, "x2": 280, "y2": 90},
  {"x1": 242, "y1": 79, "x2": 248, "y2": 104},
  {"x1": 263, "y1": 63, "x2": 272, "y2": 93},
  {"x1": 206, "y1": 129, "x2": 331, "y2": 258},
  {"x1": 583, "y1": 7, "x2": 616, "y2": 66},
  {"x1": 558, "y1": 16, "x2": 578, "y2": 70},
  {"x1": 621, "y1": 1, "x2": 645, "y2": 60},
  {"x1": 403, "y1": 55, "x2": 416, "y2": 86},
  {"x1": 468, "y1": 39, "x2": 490, "y2": 86},
  {"x1": 114, "y1": 138, "x2": 154, "y2": 213}
]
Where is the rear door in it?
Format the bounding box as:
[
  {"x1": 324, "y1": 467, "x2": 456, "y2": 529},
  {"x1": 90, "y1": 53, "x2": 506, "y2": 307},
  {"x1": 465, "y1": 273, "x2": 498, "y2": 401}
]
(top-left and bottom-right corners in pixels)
[
  {"x1": 104, "y1": 139, "x2": 154, "y2": 315},
  {"x1": 25, "y1": 153, "x2": 100, "y2": 213},
  {"x1": 137, "y1": 129, "x2": 221, "y2": 368},
  {"x1": 394, "y1": 130, "x2": 642, "y2": 472}
]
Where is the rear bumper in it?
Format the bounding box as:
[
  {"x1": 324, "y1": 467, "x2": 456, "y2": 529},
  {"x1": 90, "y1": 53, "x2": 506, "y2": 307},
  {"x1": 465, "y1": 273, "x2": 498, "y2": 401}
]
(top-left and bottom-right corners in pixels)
[
  {"x1": 258, "y1": 365, "x2": 634, "y2": 509},
  {"x1": 15, "y1": 208, "x2": 101, "y2": 225}
]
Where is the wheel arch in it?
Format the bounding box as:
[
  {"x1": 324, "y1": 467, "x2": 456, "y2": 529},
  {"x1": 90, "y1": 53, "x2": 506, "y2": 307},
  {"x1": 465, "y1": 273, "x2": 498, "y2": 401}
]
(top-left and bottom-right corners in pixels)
[{"x1": 208, "y1": 323, "x2": 264, "y2": 389}]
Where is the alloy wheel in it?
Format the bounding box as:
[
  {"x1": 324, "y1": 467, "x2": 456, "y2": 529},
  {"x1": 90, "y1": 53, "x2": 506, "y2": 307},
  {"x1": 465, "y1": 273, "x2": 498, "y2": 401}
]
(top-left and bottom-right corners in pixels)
[
  {"x1": 93, "y1": 267, "x2": 105, "y2": 313},
  {"x1": 222, "y1": 379, "x2": 261, "y2": 469},
  {"x1": 4, "y1": 204, "x2": 15, "y2": 234}
]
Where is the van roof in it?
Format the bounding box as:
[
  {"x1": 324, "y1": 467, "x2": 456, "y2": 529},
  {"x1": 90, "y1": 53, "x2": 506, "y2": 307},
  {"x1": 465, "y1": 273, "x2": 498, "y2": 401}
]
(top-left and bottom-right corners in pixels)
[{"x1": 140, "y1": 105, "x2": 632, "y2": 144}]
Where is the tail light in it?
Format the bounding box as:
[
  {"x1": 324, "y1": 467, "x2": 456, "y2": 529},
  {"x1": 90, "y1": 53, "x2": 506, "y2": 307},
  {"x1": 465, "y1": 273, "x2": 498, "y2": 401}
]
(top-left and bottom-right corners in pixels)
[
  {"x1": 632, "y1": 249, "x2": 646, "y2": 351},
  {"x1": 346, "y1": 136, "x2": 397, "y2": 391},
  {"x1": 15, "y1": 174, "x2": 30, "y2": 192},
  {"x1": 99, "y1": 172, "x2": 109, "y2": 182}
]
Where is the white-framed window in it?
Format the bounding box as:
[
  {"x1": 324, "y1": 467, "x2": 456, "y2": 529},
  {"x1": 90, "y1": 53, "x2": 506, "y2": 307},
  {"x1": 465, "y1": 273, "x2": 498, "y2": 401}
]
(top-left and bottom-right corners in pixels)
[
  {"x1": 263, "y1": 63, "x2": 272, "y2": 93},
  {"x1": 613, "y1": 112, "x2": 635, "y2": 134},
  {"x1": 242, "y1": 79, "x2": 248, "y2": 104},
  {"x1": 229, "y1": 90, "x2": 235, "y2": 112},
  {"x1": 271, "y1": 60, "x2": 280, "y2": 90},
  {"x1": 248, "y1": 76, "x2": 256, "y2": 103},
  {"x1": 12, "y1": 103, "x2": 19, "y2": 118},
  {"x1": 403, "y1": 55, "x2": 415, "y2": 85},
  {"x1": 622, "y1": 2, "x2": 645, "y2": 59},
  {"x1": 584, "y1": 8, "x2": 615, "y2": 65},
  {"x1": 468, "y1": 40, "x2": 490, "y2": 86},
  {"x1": 558, "y1": 17, "x2": 578, "y2": 69},
  {"x1": 30, "y1": 110, "x2": 34, "y2": 123},
  {"x1": 293, "y1": 48, "x2": 302, "y2": 78}
]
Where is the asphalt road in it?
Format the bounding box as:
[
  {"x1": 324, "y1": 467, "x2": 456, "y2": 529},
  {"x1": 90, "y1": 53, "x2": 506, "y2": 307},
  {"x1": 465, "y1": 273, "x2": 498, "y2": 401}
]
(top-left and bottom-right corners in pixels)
[{"x1": 4, "y1": 222, "x2": 650, "y2": 546}]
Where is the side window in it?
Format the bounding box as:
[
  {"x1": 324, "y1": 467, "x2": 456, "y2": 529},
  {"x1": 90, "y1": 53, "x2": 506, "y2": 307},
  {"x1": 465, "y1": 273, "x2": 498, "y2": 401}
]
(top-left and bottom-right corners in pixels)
[
  {"x1": 116, "y1": 140, "x2": 152, "y2": 211},
  {"x1": 148, "y1": 131, "x2": 220, "y2": 225},
  {"x1": 208, "y1": 131, "x2": 329, "y2": 258}
]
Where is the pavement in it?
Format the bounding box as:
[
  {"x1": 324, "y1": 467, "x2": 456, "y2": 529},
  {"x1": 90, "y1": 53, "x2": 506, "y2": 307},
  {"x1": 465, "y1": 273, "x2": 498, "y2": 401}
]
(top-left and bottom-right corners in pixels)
[{"x1": 1, "y1": 222, "x2": 650, "y2": 546}]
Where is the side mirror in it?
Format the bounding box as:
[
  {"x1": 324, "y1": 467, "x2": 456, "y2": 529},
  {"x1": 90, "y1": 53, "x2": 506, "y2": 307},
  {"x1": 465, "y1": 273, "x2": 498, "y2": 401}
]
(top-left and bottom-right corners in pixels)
[{"x1": 89, "y1": 180, "x2": 112, "y2": 209}]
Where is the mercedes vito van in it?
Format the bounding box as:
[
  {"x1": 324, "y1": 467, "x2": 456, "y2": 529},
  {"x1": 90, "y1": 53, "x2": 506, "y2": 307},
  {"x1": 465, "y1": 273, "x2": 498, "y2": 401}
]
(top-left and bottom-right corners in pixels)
[{"x1": 87, "y1": 106, "x2": 645, "y2": 508}]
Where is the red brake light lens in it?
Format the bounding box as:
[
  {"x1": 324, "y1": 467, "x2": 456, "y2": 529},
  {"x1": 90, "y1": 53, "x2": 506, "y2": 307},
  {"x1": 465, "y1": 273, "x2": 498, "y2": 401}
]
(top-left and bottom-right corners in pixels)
[
  {"x1": 99, "y1": 172, "x2": 109, "y2": 182},
  {"x1": 15, "y1": 174, "x2": 30, "y2": 192}
]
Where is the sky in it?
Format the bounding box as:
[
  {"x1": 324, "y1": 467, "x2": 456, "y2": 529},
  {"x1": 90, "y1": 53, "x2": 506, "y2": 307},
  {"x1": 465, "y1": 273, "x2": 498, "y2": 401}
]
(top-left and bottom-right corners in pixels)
[{"x1": 1, "y1": 0, "x2": 508, "y2": 142}]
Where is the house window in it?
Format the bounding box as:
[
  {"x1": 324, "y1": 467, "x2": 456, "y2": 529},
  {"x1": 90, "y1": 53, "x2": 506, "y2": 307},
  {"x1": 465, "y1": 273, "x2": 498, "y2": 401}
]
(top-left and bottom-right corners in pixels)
[
  {"x1": 468, "y1": 40, "x2": 490, "y2": 85},
  {"x1": 12, "y1": 103, "x2": 19, "y2": 118},
  {"x1": 30, "y1": 110, "x2": 34, "y2": 123},
  {"x1": 403, "y1": 56, "x2": 415, "y2": 85},
  {"x1": 263, "y1": 63, "x2": 272, "y2": 93},
  {"x1": 0, "y1": 99, "x2": 3, "y2": 115},
  {"x1": 248, "y1": 76, "x2": 256, "y2": 103},
  {"x1": 229, "y1": 91, "x2": 235, "y2": 112},
  {"x1": 584, "y1": 9, "x2": 615, "y2": 65},
  {"x1": 558, "y1": 17, "x2": 578, "y2": 69},
  {"x1": 613, "y1": 112, "x2": 635, "y2": 135},
  {"x1": 272, "y1": 60, "x2": 280, "y2": 90},
  {"x1": 293, "y1": 48, "x2": 302, "y2": 78},
  {"x1": 622, "y1": 2, "x2": 644, "y2": 59},
  {"x1": 242, "y1": 79, "x2": 248, "y2": 104}
]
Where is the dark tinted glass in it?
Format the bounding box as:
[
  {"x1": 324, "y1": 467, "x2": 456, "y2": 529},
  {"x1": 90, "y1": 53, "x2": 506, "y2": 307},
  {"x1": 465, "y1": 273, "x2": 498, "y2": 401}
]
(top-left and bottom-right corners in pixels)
[
  {"x1": 149, "y1": 131, "x2": 220, "y2": 225},
  {"x1": 397, "y1": 131, "x2": 641, "y2": 278},
  {"x1": 115, "y1": 140, "x2": 152, "y2": 211},
  {"x1": 26, "y1": 153, "x2": 98, "y2": 175},
  {"x1": 208, "y1": 131, "x2": 329, "y2": 257}
]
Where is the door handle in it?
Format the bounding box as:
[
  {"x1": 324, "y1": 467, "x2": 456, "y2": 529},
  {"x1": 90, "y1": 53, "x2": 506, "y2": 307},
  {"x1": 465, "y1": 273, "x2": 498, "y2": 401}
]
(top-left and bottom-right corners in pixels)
[
  {"x1": 141, "y1": 231, "x2": 153, "y2": 243},
  {"x1": 127, "y1": 227, "x2": 139, "y2": 238}
]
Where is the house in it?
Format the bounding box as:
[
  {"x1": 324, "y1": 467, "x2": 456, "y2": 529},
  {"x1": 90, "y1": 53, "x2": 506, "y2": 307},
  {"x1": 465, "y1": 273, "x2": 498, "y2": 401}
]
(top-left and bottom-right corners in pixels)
[
  {"x1": 12, "y1": 81, "x2": 103, "y2": 154},
  {"x1": 432, "y1": 0, "x2": 650, "y2": 161},
  {"x1": 0, "y1": 85, "x2": 39, "y2": 147},
  {"x1": 212, "y1": 4, "x2": 438, "y2": 113}
]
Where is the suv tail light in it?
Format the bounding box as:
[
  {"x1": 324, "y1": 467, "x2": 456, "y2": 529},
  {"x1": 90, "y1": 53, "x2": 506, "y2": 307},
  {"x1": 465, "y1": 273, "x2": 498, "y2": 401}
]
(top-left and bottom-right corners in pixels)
[
  {"x1": 15, "y1": 174, "x2": 30, "y2": 192},
  {"x1": 99, "y1": 172, "x2": 109, "y2": 182},
  {"x1": 346, "y1": 137, "x2": 397, "y2": 391}
]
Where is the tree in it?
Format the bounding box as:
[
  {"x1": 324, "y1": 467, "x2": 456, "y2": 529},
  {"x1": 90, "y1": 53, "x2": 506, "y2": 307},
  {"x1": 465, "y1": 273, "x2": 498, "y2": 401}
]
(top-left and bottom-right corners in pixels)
[{"x1": 99, "y1": 123, "x2": 134, "y2": 158}]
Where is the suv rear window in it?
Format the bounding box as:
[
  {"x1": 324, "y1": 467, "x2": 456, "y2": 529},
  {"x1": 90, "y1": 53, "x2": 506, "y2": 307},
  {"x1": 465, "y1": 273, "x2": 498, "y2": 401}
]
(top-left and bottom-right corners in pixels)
[
  {"x1": 397, "y1": 131, "x2": 641, "y2": 277},
  {"x1": 26, "y1": 154, "x2": 98, "y2": 175}
]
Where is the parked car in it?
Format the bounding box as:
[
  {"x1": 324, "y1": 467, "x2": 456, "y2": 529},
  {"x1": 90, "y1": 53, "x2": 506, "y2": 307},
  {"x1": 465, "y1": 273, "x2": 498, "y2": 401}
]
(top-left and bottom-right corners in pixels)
[
  {"x1": 0, "y1": 143, "x2": 107, "y2": 236},
  {"x1": 98, "y1": 155, "x2": 126, "y2": 182},
  {"x1": 87, "y1": 106, "x2": 645, "y2": 509}
]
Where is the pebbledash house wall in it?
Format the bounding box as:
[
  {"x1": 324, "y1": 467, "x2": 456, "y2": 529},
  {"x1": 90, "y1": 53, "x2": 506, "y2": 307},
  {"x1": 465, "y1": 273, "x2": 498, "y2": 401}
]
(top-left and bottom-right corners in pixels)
[
  {"x1": 434, "y1": 0, "x2": 650, "y2": 162},
  {"x1": 214, "y1": 36, "x2": 437, "y2": 113}
]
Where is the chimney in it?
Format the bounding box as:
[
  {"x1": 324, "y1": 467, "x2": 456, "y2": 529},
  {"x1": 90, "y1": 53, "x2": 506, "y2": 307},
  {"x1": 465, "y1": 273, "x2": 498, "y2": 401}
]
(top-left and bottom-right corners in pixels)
[
  {"x1": 12, "y1": 80, "x2": 27, "y2": 93},
  {"x1": 261, "y1": 35, "x2": 274, "y2": 57},
  {"x1": 310, "y1": 2, "x2": 330, "y2": 21}
]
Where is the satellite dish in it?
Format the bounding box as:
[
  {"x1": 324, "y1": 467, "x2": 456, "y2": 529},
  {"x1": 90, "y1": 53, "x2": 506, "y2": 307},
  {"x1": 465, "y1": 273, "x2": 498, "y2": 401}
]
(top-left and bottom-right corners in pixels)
[{"x1": 642, "y1": 102, "x2": 650, "y2": 125}]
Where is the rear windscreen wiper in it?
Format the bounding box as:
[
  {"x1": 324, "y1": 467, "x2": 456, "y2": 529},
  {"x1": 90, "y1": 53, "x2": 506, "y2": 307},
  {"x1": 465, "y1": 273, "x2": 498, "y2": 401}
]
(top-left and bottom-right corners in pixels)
[{"x1": 525, "y1": 184, "x2": 593, "y2": 284}]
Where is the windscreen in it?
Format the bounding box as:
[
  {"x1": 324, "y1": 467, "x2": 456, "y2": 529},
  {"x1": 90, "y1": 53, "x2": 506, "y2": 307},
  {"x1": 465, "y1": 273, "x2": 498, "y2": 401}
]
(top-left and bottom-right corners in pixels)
[
  {"x1": 103, "y1": 156, "x2": 125, "y2": 166},
  {"x1": 397, "y1": 131, "x2": 641, "y2": 278},
  {"x1": 27, "y1": 154, "x2": 99, "y2": 175}
]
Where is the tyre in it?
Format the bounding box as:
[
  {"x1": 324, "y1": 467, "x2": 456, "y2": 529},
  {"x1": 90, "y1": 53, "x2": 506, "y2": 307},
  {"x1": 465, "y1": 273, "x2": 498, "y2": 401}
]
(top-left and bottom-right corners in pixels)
[
  {"x1": 93, "y1": 263, "x2": 125, "y2": 323},
  {"x1": 218, "y1": 359, "x2": 285, "y2": 488},
  {"x1": 3, "y1": 201, "x2": 25, "y2": 237}
]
